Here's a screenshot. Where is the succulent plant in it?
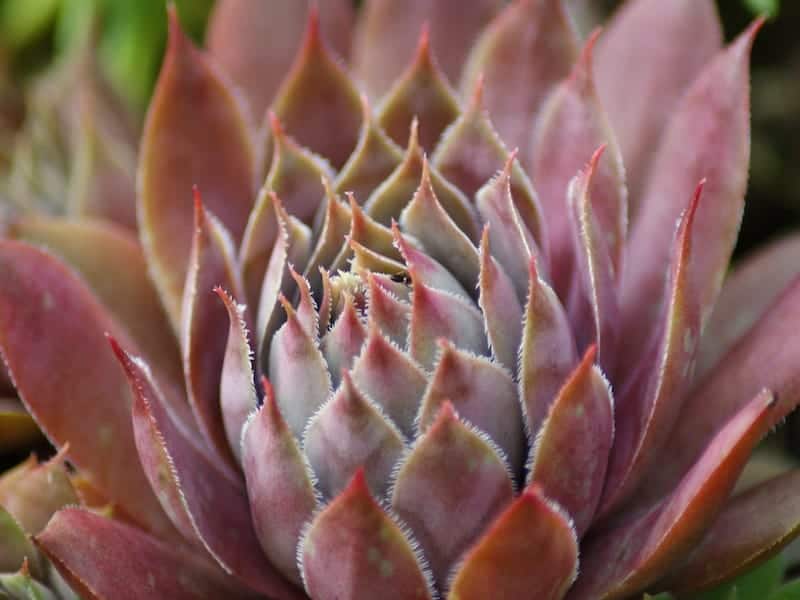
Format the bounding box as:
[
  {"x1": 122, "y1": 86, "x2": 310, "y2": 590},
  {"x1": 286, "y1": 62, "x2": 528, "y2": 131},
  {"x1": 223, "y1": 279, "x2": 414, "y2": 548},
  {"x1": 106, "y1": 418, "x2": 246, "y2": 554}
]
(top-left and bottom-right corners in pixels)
[{"x1": 2, "y1": 0, "x2": 800, "y2": 599}]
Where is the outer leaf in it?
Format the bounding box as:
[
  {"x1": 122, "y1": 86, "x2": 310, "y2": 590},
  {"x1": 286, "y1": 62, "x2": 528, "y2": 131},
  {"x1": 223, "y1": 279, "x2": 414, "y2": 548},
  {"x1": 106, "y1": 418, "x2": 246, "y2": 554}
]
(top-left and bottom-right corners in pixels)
[
  {"x1": 181, "y1": 194, "x2": 246, "y2": 468},
  {"x1": 271, "y1": 8, "x2": 361, "y2": 169},
  {"x1": 566, "y1": 148, "x2": 621, "y2": 368},
  {"x1": 300, "y1": 470, "x2": 434, "y2": 600},
  {"x1": 114, "y1": 343, "x2": 300, "y2": 598},
  {"x1": 664, "y1": 470, "x2": 800, "y2": 595},
  {"x1": 621, "y1": 22, "x2": 760, "y2": 372},
  {"x1": 0, "y1": 241, "x2": 175, "y2": 539},
  {"x1": 353, "y1": 0, "x2": 501, "y2": 97},
  {"x1": 449, "y1": 485, "x2": 578, "y2": 600},
  {"x1": 139, "y1": 8, "x2": 255, "y2": 327},
  {"x1": 35, "y1": 508, "x2": 256, "y2": 600},
  {"x1": 594, "y1": 0, "x2": 723, "y2": 204},
  {"x1": 207, "y1": 0, "x2": 353, "y2": 120},
  {"x1": 0, "y1": 452, "x2": 77, "y2": 536},
  {"x1": 531, "y1": 34, "x2": 627, "y2": 301},
  {"x1": 475, "y1": 153, "x2": 542, "y2": 302},
  {"x1": 640, "y1": 248, "x2": 800, "y2": 509},
  {"x1": 0, "y1": 506, "x2": 38, "y2": 574},
  {"x1": 460, "y1": 0, "x2": 578, "y2": 165},
  {"x1": 376, "y1": 26, "x2": 460, "y2": 152},
  {"x1": 529, "y1": 346, "x2": 613, "y2": 537},
  {"x1": 600, "y1": 184, "x2": 703, "y2": 518},
  {"x1": 241, "y1": 114, "x2": 332, "y2": 308},
  {"x1": 304, "y1": 371, "x2": 404, "y2": 500},
  {"x1": 391, "y1": 402, "x2": 514, "y2": 588},
  {"x1": 695, "y1": 234, "x2": 800, "y2": 382},
  {"x1": 8, "y1": 217, "x2": 182, "y2": 388},
  {"x1": 519, "y1": 259, "x2": 579, "y2": 437},
  {"x1": 242, "y1": 378, "x2": 318, "y2": 586},
  {"x1": 571, "y1": 389, "x2": 777, "y2": 600},
  {"x1": 478, "y1": 229, "x2": 523, "y2": 374},
  {"x1": 215, "y1": 288, "x2": 257, "y2": 465}
]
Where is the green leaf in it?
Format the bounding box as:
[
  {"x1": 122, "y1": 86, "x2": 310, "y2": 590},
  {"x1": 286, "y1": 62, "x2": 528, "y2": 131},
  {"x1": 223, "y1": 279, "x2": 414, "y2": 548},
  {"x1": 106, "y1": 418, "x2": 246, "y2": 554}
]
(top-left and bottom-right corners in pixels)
[
  {"x1": 744, "y1": 0, "x2": 780, "y2": 18},
  {"x1": 769, "y1": 580, "x2": 800, "y2": 600},
  {"x1": 694, "y1": 554, "x2": 785, "y2": 600},
  {"x1": 0, "y1": 571, "x2": 57, "y2": 600}
]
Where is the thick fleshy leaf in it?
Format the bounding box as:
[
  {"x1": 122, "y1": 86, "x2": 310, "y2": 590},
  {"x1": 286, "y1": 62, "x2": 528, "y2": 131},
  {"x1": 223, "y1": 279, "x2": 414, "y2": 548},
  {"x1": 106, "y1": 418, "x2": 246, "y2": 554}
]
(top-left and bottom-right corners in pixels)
[
  {"x1": 0, "y1": 452, "x2": 77, "y2": 536},
  {"x1": 8, "y1": 217, "x2": 182, "y2": 388},
  {"x1": 271, "y1": 8, "x2": 361, "y2": 169},
  {"x1": 0, "y1": 241, "x2": 175, "y2": 539},
  {"x1": 269, "y1": 298, "x2": 332, "y2": 438},
  {"x1": 0, "y1": 400, "x2": 40, "y2": 452},
  {"x1": 335, "y1": 96, "x2": 404, "y2": 202},
  {"x1": 35, "y1": 509, "x2": 257, "y2": 600},
  {"x1": 478, "y1": 228, "x2": 523, "y2": 374},
  {"x1": 115, "y1": 344, "x2": 300, "y2": 598},
  {"x1": 476, "y1": 153, "x2": 542, "y2": 302},
  {"x1": 662, "y1": 470, "x2": 800, "y2": 595},
  {"x1": 353, "y1": 0, "x2": 501, "y2": 97},
  {"x1": 303, "y1": 185, "x2": 353, "y2": 294},
  {"x1": 305, "y1": 371, "x2": 404, "y2": 500},
  {"x1": 393, "y1": 223, "x2": 469, "y2": 300},
  {"x1": 346, "y1": 196, "x2": 403, "y2": 262},
  {"x1": 519, "y1": 260, "x2": 579, "y2": 436},
  {"x1": 566, "y1": 148, "x2": 621, "y2": 366},
  {"x1": 288, "y1": 268, "x2": 319, "y2": 339},
  {"x1": 321, "y1": 294, "x2": 368, "y2": 388},
  {"x1": 207, "y1": 0, "x2": 353, "y2": 120},
  {"x1": 644, "y1": 272, "x2": 800, "y2": 509},
  {"x1": 409, "y1": 279, "x2": 488, "y2": 371},
  {"x1": 376, "y1": 26, "x2": 460, "y2": 152},
  {"x1": 301, "y1": 469, "x2": 434, "y2": 600},
  {"x1": 0, "y1": 507, "x2": 37, "y2": 575},
  {"x1": 67, "y1": 83, "x2": 137, "y2": 230},
  {"x1": 391, "y1": 402, "x2": 513, "y2": 588},
  {"x1": 241, "y1": 114, "x2": 332, "y2": 307},
  {"x1": 399, "y1": 160, "x2": 481, "y2": 289},
  {"x1": 529, "y1": 346, "x2": 613, "y2": 537},
  {"x1": 432, "y1": 79, "x2": 546, "y2": 249},
  {"x1": 242, "y1": 378, "x2": 317, "y2": 586},
  {"x1": 460, "y1": 0, "x2": 578, "y2": 165},
  {"x1": 139, "y1": 8, "x2": 255, "y2": 327},
  {"x1": 621, "y1": 22, "x2": 760, "y2": 370},
  {"x1": 215, "y1": 288, "x2": 257, "y2": 465},
  {"x1": 255, "y1": 199, "x2": 313, "y2": 361},
  {"x1": 350, "y1": 239, "x2": 407, "y2": 276},
  {"x1": 418, "y1": 341, "x2": 524, "y2": 473},
  {"x1": 600, "y1": 184, "x2": 703, "y2": 517},
  {"x1": 0, "y1": 563, "x2": 58, "y2": 600},
  {"x1": 571, "y1": 389, "x2": 777, "y2": 600},
  {"x1": 181, "y1": 195, "x2": 246, "y2": 467},
  {"x1": 366, "y1": 123, "x2": 478, "y2": 241},
  {"x1": 695, "y1": 234, "x2": 800, "y2": 382},
  {"x1": 531, "y1": 34, "x2": 626, "y2": 300},
  {"x1": 351, "y1": 324, "x2": 427, "y2": 438},
  {"x1": 449, "y1": 484, "x2": 578, "y2": 600},
  {"x1": 364, "y1": 272, "x2": 412, "y2": 347},
  {"x1": 595, "y1": 0, "x2": 723, "y2": 204}
]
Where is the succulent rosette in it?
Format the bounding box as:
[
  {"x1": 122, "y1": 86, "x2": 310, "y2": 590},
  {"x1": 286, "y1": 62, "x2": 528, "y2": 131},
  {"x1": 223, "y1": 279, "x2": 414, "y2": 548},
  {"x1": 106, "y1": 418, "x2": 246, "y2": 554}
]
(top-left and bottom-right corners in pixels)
[{"x1": 1, "y1": 0, "x2": 800, "y2": 599}]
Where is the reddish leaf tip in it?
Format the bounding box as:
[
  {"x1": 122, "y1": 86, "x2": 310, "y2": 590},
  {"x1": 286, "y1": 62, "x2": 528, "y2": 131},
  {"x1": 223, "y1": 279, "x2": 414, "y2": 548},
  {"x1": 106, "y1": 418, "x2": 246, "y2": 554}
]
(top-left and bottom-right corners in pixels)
[
  {"x1": 260, "y1": 375, "x2": 275, "y2": 406},
  {"x1": 468, "y1": 74, "x2": 486, "y2": 113},
  {"x1": 268, "y1": 111, "x2": 285, "y2": 138}
]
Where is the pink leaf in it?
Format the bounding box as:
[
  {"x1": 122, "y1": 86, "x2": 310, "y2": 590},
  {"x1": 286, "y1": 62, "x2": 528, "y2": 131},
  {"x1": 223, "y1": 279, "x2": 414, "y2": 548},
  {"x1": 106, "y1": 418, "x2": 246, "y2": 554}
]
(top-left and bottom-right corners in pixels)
[{"x1": 139, "y1": 8, "x2": 255, "y2": 327}]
